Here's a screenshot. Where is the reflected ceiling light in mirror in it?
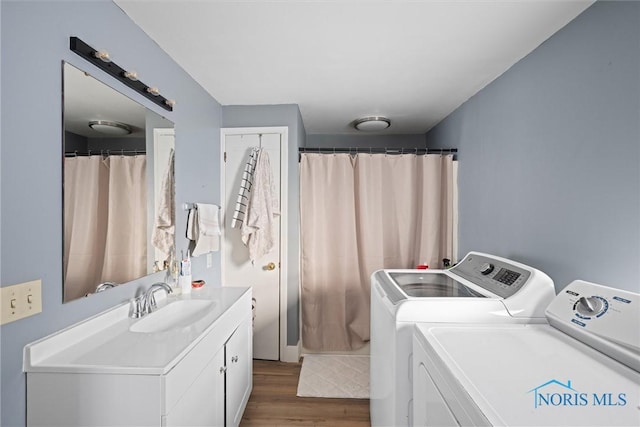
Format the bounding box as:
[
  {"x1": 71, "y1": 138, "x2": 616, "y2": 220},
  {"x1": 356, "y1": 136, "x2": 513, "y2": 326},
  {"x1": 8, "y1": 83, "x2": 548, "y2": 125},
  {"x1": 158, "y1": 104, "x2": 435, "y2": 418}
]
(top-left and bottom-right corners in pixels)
[
  {"x1": 88, "y1": 120, "x2": 132, "y2": 136},
  {"x1": 353, "y1": 116, "x2": 391, "y2": 131}
]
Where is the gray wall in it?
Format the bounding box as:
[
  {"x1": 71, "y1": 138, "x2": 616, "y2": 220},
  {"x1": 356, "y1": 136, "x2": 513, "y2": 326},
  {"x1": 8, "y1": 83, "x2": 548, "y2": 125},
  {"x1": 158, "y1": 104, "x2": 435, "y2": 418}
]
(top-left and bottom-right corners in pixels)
[
  {"x1": 426, "y1": 0, "x2": 640, "y2": 293},
  {"x1": 306, "y1": 133, "x2": 426, "y2": 149},
  {"x1": 222, "y1": 104, "x2": 304, "y2": 346},
  {"x1": 1, "y1": 1, "x2": 222, "y2": 425}
]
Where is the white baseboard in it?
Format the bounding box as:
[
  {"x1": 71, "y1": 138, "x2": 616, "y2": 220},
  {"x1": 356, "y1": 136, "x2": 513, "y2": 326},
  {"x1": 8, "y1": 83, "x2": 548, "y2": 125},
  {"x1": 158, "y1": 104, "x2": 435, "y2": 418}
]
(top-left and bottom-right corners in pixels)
[{"x1": 281, "y1": 342, "x2": 301, "y2": 363}]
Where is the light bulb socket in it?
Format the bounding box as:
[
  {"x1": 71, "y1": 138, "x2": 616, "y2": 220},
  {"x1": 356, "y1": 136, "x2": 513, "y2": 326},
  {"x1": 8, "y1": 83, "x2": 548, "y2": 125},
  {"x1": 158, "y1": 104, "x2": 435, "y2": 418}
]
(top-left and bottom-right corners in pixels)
[
  {"x1": 123, "y1": 70, "x2": 138, "y2": 81},
  {"x1": 93, "y1": 50, "x2": 111, "y2": 63},
  {"x1": 146, "y1": 86, "x2": 160, "y2": 96}
]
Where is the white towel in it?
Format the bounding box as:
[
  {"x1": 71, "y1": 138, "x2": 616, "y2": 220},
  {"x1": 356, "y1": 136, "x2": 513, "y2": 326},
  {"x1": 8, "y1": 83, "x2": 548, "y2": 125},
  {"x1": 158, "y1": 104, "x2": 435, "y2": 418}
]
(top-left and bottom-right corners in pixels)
[
  {"x1": 241, "y1": 150, "x2": 279, "y2": 263},
  {"x1": 151, "y1": 149, "x2": 175, "y2": 264},
  {"x1": 186, "y1": 203, "x2": 221, "y2": 256}
]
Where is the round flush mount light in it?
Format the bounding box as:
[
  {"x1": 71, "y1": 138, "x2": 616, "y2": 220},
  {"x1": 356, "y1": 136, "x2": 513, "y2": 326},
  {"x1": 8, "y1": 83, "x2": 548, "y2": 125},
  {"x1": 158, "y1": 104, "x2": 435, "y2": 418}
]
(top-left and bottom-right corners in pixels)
[
  {"x1": 353, "y1": 116, "x2": 391, "y2": 132},
  {"x1": 88, "y1": 120, "x2": 132, "y2": 136}
]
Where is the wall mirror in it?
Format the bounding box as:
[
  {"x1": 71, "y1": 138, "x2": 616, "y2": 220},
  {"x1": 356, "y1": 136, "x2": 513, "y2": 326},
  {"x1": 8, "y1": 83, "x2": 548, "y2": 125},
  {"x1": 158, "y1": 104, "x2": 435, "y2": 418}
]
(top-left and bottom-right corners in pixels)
[{"x1": 62, "y1": 62, "x2": 175, "y2": 303}]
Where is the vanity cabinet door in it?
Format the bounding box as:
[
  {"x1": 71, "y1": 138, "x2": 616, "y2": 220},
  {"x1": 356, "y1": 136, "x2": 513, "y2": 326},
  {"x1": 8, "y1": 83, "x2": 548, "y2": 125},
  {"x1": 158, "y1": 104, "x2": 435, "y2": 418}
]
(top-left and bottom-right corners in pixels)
[
  {"x1": 225, "y1": 316, "x2": 252, "y2": 427},
  {"x1": 164, "y1": 346, "x2": 225, "y2": 427}
]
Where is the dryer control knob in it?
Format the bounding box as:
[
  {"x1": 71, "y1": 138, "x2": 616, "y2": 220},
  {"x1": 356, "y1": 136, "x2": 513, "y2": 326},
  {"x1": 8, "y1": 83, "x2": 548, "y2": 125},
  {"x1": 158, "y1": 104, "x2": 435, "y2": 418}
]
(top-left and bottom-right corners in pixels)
[
  {"x1": 577, "y1": 296, "x2": 603, "y2": 315},
  {"x1": 479, "y1": 263, "x2": 494, "y2": 275}
]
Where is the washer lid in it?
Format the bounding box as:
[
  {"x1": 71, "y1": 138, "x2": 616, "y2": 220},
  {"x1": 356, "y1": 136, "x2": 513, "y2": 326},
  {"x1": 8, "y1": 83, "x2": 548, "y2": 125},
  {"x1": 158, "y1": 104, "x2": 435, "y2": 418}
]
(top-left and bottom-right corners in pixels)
[
  {"x1": 417, "y1": 324, "x2": 640, "y2": 426},
  {"x1": 388, "y1": 272, "x2": 486, "y2": 298}
]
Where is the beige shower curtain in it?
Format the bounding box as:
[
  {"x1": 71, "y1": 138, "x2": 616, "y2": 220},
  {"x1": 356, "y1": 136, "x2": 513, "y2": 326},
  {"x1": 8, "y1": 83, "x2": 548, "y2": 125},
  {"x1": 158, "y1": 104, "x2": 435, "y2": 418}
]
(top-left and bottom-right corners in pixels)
[
  {"x1": 300, "y1": 153, "x2": 455, "y2": 351},
  {"x1": 64, "y1": 155, "x2": 147, "y2": 301}
]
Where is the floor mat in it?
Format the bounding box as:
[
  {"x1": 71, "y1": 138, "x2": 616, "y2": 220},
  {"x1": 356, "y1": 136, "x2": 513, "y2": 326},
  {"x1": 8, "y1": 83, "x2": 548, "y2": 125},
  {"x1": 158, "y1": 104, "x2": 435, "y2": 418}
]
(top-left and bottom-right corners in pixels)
[{"x1": 296, "y1": 354, "x2": 370, "y2": 399}]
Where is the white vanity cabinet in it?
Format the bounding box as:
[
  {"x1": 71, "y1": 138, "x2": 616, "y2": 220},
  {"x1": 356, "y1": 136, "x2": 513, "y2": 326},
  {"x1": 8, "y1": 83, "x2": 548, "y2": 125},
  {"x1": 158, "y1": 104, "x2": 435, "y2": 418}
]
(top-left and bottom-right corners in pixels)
[
  {"x1": 25, "y1": 287, "x2": 252, "y2": 427},
  {"x1": 164, "y1": 316, "x2": 252, "y2": 427},
  {"x1": 224, "y1": 316, "x2": 252, "y2": 427}
]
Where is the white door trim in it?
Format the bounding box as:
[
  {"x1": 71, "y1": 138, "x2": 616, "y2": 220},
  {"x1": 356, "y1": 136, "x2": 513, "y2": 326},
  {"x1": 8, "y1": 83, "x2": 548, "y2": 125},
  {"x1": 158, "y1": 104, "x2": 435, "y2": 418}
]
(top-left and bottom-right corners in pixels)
[{"x1": 220, "y1": 126, "x2": 289, "y2": 361}]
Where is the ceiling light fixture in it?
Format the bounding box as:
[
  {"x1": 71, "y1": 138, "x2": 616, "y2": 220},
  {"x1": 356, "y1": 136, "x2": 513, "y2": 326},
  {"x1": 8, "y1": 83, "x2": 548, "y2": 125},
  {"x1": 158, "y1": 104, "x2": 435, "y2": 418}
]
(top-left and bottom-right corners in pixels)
[
  {"x1": 88, "y1": 120, "x2": 132, "y2": 136},
  {"x1": 353, "y1": 116, "x2": 391, "y2": 132}
]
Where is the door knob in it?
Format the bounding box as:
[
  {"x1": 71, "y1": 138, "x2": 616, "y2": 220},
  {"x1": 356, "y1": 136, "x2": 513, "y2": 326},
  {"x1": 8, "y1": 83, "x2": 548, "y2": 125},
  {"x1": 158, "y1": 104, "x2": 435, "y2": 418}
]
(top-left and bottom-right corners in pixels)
[{"x1": 265, "y1": 262, "x2": 276, "y2": 271}]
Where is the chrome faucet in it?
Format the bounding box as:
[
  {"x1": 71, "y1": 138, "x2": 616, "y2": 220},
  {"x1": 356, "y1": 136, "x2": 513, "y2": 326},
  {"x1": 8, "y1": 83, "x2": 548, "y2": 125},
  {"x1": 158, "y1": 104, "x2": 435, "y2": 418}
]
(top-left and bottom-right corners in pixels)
[
  {"x1": 143, "y1": 282, "x2": 173, "y2": 313},
  {"x1": 95, "y1": 281, "x2": 116, "y2": 293},
  {"x1": 130, "y1": 282, "x2": 173, "y2": 318}
]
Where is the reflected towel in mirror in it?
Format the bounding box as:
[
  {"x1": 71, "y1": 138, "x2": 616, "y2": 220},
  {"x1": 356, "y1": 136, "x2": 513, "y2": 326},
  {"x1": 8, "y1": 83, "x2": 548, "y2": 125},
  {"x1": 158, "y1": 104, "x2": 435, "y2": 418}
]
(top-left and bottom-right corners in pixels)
[{"x1": 152, "y1": 149, "x2": 175, "y2": 264}]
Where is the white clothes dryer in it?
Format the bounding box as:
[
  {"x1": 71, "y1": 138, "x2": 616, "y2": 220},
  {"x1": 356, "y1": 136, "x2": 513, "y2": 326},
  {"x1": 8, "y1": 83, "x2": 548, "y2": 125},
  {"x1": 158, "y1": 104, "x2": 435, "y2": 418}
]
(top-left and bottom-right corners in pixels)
[
  {"x1": 413, "y1": 280, "x2": 640, "y2": 426},
  {"x1": 370, "y1": 252, "x2": 556, "y2": 427}
]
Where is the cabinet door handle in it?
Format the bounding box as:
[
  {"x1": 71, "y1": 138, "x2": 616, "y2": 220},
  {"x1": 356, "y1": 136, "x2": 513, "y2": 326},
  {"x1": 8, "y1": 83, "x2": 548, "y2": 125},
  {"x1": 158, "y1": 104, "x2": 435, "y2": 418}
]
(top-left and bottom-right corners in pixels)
[
  {"x1": 219, "y1": 366, "x2": 227, "y2": 374},
  {"x1": 232, "y1": 356, "x2": 239, "y2": 363}
]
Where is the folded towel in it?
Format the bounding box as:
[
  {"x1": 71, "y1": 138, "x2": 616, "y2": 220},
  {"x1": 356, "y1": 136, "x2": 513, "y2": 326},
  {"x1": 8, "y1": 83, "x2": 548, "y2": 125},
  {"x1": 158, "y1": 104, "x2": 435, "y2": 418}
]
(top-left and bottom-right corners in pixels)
[
  {"x1": 186, "y1": 206, "x2": 198, "y2": 241},
  {"x1": 197, "y1": 203, "x2": 221, "y2": 236},
  {"x1": 187, "y1": 203, "x2": 221, "y2": 257}
]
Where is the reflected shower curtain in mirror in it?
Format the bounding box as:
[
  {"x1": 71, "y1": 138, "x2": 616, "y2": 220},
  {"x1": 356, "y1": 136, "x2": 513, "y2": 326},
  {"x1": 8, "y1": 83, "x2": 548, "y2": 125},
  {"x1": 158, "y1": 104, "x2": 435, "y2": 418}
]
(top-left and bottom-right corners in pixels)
[
  {"x1": 64, "y1": 155, "x2": 147, "y2": 301},
  {"x1": 300, "y1": 153, "x2": 455, "y2": 351}
]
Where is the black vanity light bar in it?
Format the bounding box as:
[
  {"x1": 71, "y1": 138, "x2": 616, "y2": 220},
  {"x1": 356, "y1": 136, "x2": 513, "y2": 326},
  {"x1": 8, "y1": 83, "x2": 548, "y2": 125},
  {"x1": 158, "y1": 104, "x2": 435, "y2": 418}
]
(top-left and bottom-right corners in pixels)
[{"x1": 69, "y1": 36, "x2": 173, "y2": 112}]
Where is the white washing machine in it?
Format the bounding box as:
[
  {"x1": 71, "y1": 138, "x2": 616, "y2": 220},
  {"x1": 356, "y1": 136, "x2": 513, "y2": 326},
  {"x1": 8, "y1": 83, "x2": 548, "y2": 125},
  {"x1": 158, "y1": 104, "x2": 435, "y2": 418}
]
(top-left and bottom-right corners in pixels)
[
  {"x1": 413, "y1": 280, "x2": 640, "y2": 426},
  {"x1": 370, "y1": 252, "x2": 556, "y2": 427}
]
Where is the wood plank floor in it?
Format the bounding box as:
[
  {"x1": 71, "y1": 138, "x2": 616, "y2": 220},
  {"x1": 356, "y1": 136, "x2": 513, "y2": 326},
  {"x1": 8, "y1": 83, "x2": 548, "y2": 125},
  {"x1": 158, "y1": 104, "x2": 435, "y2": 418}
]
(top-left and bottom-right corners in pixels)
[{"x1": 240, "y1": 360, "x2": 371, "y2": 427}]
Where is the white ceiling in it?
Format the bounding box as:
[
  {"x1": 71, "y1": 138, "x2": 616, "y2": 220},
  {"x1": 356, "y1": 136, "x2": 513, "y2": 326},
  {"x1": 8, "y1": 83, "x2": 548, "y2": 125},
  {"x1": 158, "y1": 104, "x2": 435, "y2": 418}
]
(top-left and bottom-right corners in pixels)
[{"x1": 115, "y1": 0, "x2": 594, "y2": 135}]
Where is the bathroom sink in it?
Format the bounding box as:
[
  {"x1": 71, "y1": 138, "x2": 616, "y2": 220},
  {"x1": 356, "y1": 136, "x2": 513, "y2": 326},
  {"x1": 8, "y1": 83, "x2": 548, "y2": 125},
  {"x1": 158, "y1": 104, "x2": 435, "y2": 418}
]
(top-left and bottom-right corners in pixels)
[{"x1": 130, "y1": 299, "x2": 215, "y2": 333}]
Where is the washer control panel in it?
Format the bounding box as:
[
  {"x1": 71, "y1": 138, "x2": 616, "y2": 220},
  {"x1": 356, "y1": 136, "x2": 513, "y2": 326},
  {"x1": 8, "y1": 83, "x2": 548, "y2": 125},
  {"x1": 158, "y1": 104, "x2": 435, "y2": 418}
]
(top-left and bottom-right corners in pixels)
[
  {"x1": 450, "y1": 253, "x2": 531, "y2": 298},
  {"x1": 545, "y1": 280, "x2": 639, "y2": 353}
]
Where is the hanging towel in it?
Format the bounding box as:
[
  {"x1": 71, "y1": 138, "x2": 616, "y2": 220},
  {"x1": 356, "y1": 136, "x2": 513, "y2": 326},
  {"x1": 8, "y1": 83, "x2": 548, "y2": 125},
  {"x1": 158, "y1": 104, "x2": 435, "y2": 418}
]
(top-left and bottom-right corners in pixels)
[
  {"x1": 152, "y1": 149, "x2": 175, "y2": 264},
  {"x1": 187, "y1": 203, "x2": 221, "y2": 256},
  {"x1": 241, "y1": 149, "x2": 279, "y2": 263},
  {"x1": 231, "y1": 147, "x2": 260, "y2": 228}
]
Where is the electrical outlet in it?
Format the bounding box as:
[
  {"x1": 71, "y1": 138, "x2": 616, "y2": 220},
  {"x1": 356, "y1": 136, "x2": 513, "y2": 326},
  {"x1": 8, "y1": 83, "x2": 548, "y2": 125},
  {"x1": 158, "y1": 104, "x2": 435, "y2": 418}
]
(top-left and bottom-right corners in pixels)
[
  {"x1": 206, "y1": 253, "x2": 213, "y2": 269},
  {"x1": 1, "y1": 280, "x2": 42, "y2": 325}
]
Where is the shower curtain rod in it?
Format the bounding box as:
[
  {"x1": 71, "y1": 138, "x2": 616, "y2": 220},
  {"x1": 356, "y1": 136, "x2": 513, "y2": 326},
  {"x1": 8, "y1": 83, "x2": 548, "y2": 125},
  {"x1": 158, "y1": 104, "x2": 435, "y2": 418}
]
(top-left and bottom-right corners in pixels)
[
  {"x1": 64, "y1": 150, "x2": 146, "y2": 157},
  {"x1": 298, "y1": 147, "x2": 457, "y2": 155}
]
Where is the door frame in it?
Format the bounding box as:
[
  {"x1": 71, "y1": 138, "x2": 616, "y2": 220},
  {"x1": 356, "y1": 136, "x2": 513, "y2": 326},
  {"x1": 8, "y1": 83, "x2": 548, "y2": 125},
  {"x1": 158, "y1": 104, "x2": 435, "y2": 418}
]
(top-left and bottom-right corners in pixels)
[{"x1": 220, "y1": 126, "x2": 289, "y2": 361}]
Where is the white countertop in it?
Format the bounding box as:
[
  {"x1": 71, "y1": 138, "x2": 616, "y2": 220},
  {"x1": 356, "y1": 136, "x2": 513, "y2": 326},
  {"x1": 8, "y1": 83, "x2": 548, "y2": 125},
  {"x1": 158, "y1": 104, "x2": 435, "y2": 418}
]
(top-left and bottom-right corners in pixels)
[{"x1": 24, "y1": 286, "x2": 250, "y2": 376}]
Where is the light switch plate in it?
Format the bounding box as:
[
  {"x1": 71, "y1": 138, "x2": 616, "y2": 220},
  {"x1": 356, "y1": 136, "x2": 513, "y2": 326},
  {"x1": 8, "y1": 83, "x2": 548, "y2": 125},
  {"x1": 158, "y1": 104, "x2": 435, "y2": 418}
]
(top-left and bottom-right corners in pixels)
[
  {"x1": 1, "y1": 280, "x2": 42, "y2": 325},
  {"x1": 206, "y1": 253, "x2": 213, "y2": 268}
]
